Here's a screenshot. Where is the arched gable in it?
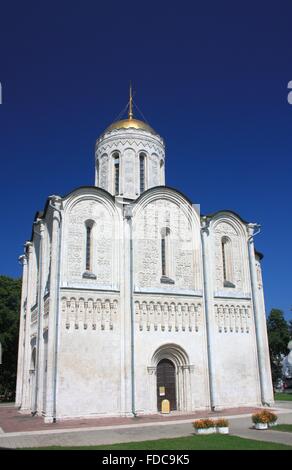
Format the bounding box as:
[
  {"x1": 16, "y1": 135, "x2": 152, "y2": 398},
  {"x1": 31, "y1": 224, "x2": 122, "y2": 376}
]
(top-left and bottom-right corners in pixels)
[
  {"x1": 210, "y1": 212, "x2": 250, "y2": 293},
  {"x1": 132, "y1": 187, "x2": 202, "y2": 292},
  {"x1": 61, "y1": 188, "x2": 121, "y2": 289}
]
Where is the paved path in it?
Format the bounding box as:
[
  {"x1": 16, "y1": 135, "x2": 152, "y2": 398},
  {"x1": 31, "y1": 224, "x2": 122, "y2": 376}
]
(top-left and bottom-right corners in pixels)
[
  {"x1": 273, "y1": 400, "x2": 292, "y2": 409},
  {"x1": 0, "y1": 404, "x2": 260, "y2": 433},
  {"x1": 0, "y1": 404, "x2": 292, "y2": 449},
  {"x1": 227, "y1": 413, "x2": 292, "y2": 447}
]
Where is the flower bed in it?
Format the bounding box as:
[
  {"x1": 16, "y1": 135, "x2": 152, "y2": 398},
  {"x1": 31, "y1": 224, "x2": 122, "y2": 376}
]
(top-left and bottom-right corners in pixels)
[
  {"x1": 192, "y1": 419, "x2": 216, "y2": 434},
  {"x1": 193, "y1": 418, "x2": 229, "y2": 435},
  {"x1": 215, "y1": 418, "x2": 229, "y2": 434},
  {"x1": 251, "y1": 410, "x2": 278, "y2": 430}
]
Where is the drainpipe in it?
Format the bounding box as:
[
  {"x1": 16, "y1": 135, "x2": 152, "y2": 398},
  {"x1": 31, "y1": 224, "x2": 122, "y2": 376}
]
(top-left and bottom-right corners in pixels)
[
  {"x1": 201, "y1": 217, "x2": 216, "y2": 411},
  {"x1": 247, "y1": 223, "x2": 268, "y2": 405},
  {"x1": 32, "y1": 219, "x2": 44, "y2": 415},
  {"x1": 49, "y1": 195, "x2": 63, "y2": 423},
  {"x1": 125, "y1": 204, "x2": 137, "y2": 417}
]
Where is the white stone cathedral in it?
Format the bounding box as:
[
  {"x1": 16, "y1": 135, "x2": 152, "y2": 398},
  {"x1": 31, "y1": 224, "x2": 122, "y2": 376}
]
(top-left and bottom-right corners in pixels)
[{"x1": 16, "y1": 93, "x2": 274, "y2": 422}]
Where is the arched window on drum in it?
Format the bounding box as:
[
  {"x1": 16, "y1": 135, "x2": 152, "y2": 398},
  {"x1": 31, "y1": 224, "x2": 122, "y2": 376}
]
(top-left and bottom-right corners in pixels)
[
  {"x1": 139, "y1": 153, "x2": 146, "y2": 193},
  {"x1": 113, "y1": 152, "x2": 120, "y2": 195}
]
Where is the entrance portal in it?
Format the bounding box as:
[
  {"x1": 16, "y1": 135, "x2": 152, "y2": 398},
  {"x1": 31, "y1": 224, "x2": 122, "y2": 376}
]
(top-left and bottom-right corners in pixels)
[{"x1": 157, "y1": 359, "x2": 176, "y2": 411}]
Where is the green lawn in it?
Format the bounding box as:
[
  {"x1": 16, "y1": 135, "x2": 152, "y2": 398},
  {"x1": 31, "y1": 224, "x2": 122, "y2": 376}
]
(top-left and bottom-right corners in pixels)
[
  {"x1": 272, "y1": 424, "x2": 292, "y2": 433},
  {"x1": 23, "y1": 435, "x2": 292, "y2": 450},
  {"x1": 274, "y1": 393, "x2": 292, "y2": 401}
]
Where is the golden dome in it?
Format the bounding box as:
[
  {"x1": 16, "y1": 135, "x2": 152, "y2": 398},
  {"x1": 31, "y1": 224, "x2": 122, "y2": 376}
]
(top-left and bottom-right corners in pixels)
[{"x1": 104, "y1": 118, "x2": 156, "y2": 135}]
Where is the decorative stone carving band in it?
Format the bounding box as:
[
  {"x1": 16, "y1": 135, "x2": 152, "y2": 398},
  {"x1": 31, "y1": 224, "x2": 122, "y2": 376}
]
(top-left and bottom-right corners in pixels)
[
  {"x1": 214, "y1": 303, "x2": 251, "y2": 333},
  {"x1": 134, "y1": 300, "x2": 202, "y2": 332},
  {"x1": 61, "y1": 296, "x2": 119, "y2": 331}
]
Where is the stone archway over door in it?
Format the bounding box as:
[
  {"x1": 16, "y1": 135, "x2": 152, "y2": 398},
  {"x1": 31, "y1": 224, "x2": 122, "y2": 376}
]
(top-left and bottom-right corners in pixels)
[
  {"x1": 157, "y1": 359, "x2": 176, "y2": 411},
  {"x1": 148, "y1": 343, "x2": 194, "y2": 413}
]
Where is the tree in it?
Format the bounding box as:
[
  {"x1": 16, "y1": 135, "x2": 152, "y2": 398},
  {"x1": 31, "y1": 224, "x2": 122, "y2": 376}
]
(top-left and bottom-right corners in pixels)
[
  {"x1": 267, "y1": 309, "x2": 290, "y2": 387},
  {"x1": 288, "y1": 319, "x2": 292, "y2": 339},
  {"x1": 0, "y1": 275, "x2": 21, "y2": 401}
]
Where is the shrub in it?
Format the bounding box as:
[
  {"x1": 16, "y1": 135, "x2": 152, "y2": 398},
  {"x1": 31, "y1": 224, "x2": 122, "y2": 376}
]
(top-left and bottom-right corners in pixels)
[
  {"x1": 192, "y1": 419, "x2": 215, "y2": 429},
  {"x1": 215, "y1": 418, "x2": 229, "y2": 427},
  {"x1": 263, "y1": 410, "x2": 277, "y2": 423},
  {"x1": 252, "y1": 410, "x2": 277, "y2": 424}
]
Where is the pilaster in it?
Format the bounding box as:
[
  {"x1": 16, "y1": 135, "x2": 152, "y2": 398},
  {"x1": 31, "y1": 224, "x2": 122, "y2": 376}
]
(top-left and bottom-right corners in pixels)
[
  {"x1": 120, "y1": 203, "x2": 135, "y2": 416},
  {"x1": 15, "y1": 254, "x2": 28, "y2": 407},
  {"x1": 21, "y1": 242, "x2": 34, "y2": 411},
  {"x1": 247, "y1": 224, "x2": 274, "y2": 404},
  {"x1": 33, "y1": 220, "x2": 46, "y2": 414},
  {"x1": 201, "y1": 217, "x2": 217, "y2": 410},
  {"x1": 44, "y1": 196, "x2": 62, "y2": 422}
]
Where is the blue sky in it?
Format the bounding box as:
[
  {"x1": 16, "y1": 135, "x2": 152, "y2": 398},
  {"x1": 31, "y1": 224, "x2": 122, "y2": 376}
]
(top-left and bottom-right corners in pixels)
[{"x1": 0, "y1": 1, "x2": 291, "y2": 318}]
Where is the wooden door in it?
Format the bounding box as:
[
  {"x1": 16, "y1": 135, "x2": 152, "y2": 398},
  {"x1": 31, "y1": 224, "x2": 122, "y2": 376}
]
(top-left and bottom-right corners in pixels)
[{"x1": 157, "y1": 359, "x2": 177, "y2": 411}]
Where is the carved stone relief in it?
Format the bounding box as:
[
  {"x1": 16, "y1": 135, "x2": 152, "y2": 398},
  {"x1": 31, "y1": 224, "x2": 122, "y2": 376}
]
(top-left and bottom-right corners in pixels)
[
  {"x1": 134, "y1": 298, "x2": 202, "y2": 332},
  {"x1": 66, "y1": 200, "x2": 114, "y2": 286},
  {"x1": 214, "y1": 303, "x2": 251, "y2": 333},
  {"x1": 214, "y1": 222, "x2": 244, "y2": 291},
  {"x1": 61, "y1": 295, "x2": 119, "y2": 331},
  {"x1": 134, "y1": 199, "x2": 199, "y2": 290}
]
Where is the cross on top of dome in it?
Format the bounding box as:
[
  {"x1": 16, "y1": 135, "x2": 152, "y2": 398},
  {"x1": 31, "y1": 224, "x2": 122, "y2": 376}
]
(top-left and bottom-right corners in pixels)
[{"x1": 102, "y1": 84, "x2": 158, "y2": 135}]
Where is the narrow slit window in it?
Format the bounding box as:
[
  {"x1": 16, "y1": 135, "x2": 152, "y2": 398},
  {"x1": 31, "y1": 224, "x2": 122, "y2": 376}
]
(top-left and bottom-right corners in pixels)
[
  {"x1": 140, "y1": 154, "x2": 145, "y2": 193},
  {"x1": 86, "y1": 225, "x2": 92, "y2": 271},
  {"x1": 161, "y1": 236, "x2": 166, "y2": 276},
  {"x1": 221, "y1": 236, "x2": 234, "y2": 287},
  {"x1": 85, "y1": 220, "x2": 94, "y2": 273},
  {"x1": 222, "y1": 239, "x2": 227, "y2": 282},
  {"x1": 114, "y1": 154, "x2": 120, "y2": 195},
  {"x1": 161, "y1": 227, "x2": 174, "y2": 284}
]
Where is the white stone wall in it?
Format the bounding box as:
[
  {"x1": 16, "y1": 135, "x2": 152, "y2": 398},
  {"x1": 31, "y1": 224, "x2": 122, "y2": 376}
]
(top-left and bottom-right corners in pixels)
[
  {"x1": 56, "y1": 291, "x2": 121, "y2": 418},
  {"x1": 208, "y1": 214, "x2": 263, "y2": 407},
  {"x1": 133, "y1": 294, "x2": 210, "y2": 414},
  {"x1": 254, "y1": 256, "x2": 274, "y2": 403},
  {"x1": 212, "y1": 301, "x2": 261, "y2": 406},
  {"x1": 17, "y1": 181, "x2": 274, "y2": 420}
]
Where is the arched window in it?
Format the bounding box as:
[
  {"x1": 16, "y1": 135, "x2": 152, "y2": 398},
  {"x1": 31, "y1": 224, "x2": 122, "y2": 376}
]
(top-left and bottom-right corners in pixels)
[
  {"x1": 221, "y1": 236, "x2": 235, "y2": 287},
  {"x1": 161, "y1": 235, "x2": 166, "y2": 276},
  {"x1": 113, "y1": 153, "x2": 120, "y2": 195},
  {"x1": 85, "y1": 220, "x2": 94, "y2": 273},
  {"x1": 161, "y1": 227, "x2": 174, "y2": 284},
  {"x1": 139, "y1": 153, "x2": 146, "y2": 193}
]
